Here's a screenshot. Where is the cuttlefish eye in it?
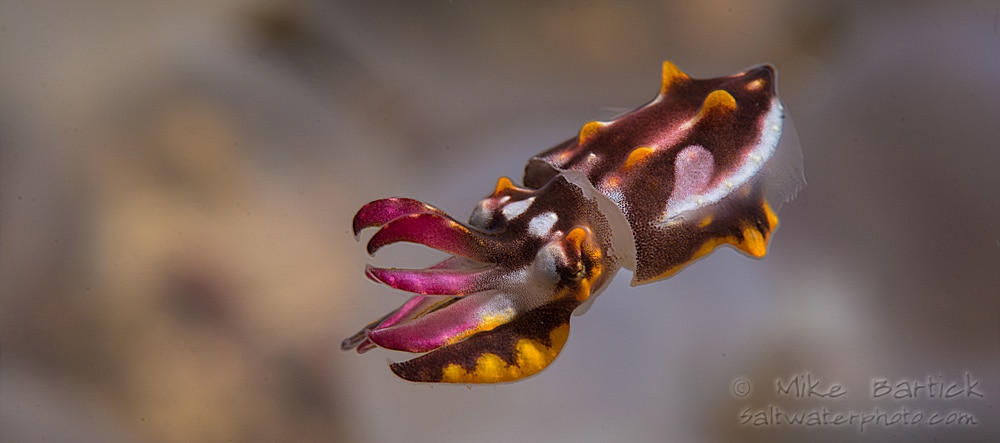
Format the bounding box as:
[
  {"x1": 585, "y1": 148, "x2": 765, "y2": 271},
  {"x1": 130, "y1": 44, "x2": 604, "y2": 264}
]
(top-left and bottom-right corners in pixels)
[
  {"x1": 530, "y1": 227, "x2": 595, "y2": 290},
  {"x1": 342, "y1": 60, "x2": 803, "y2": 383}
]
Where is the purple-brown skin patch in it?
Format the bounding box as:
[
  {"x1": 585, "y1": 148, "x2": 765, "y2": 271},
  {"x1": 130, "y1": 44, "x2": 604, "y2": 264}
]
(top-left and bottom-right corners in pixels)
[{"x1": 343, "y1": 61, "x2": 803, "y2": 383}]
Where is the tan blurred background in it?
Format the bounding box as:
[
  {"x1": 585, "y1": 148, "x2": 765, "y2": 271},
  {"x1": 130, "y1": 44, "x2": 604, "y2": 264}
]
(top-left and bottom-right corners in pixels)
[{"x1": 1, "y1": 1, "x2": 998, "y2": 442}]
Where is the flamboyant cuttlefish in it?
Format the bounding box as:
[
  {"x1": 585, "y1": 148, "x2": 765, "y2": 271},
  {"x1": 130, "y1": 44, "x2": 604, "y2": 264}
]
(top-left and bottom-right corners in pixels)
[{"x1": 342, "y1": 61, "x2": 804, "y2": 383}]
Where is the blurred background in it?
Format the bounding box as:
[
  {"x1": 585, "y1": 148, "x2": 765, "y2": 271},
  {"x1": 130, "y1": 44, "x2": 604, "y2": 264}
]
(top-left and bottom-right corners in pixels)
[{"x1": 2, "y1": 1, "x2": 997, "y2": 442}]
